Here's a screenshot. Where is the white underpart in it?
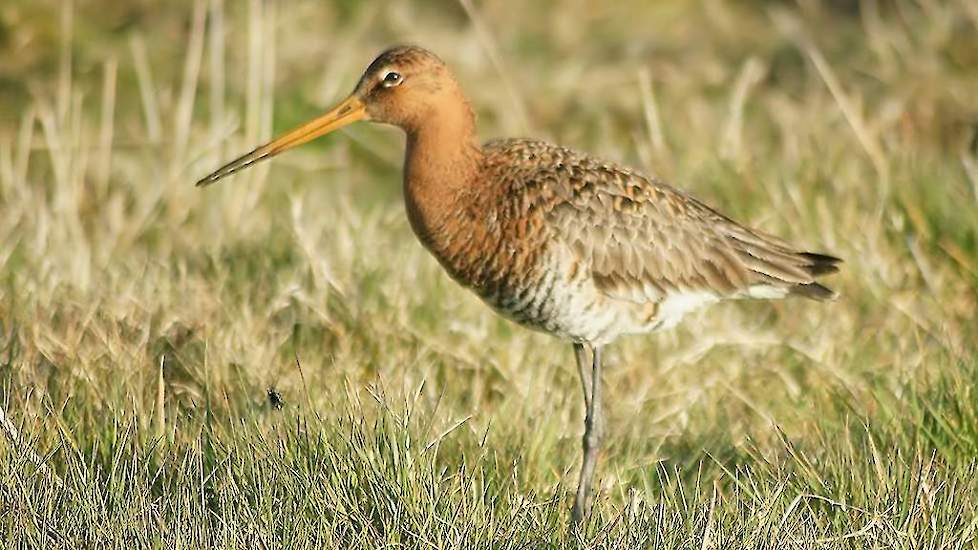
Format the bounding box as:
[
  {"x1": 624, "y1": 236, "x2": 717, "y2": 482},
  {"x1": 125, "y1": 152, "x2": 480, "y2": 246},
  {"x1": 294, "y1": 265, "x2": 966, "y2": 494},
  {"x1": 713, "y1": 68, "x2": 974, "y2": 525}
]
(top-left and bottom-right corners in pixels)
[
  {"x1": 743, "y1": 284, "x2": 789, "y2": 299},
  {"x1": 655, "y1": 291, "x2": 721, "y2": 331}
]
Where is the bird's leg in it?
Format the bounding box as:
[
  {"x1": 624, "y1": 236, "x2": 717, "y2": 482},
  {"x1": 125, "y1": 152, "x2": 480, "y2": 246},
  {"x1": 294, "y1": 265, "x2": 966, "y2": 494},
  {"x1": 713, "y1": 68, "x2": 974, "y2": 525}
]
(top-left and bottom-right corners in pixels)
[
  {"x1": 573, "y1": 343, "x2": 592, "y2": 411},
  {"x1": 571, "y1": 345, "x2": 604, "y2": 526}
]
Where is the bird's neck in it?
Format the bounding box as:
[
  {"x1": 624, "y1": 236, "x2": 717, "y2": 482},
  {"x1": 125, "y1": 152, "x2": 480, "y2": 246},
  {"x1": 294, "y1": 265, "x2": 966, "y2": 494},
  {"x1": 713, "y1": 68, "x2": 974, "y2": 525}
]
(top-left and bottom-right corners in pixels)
[{"x1": 403, "y1": 97, "x2": 484, "y2": 253}]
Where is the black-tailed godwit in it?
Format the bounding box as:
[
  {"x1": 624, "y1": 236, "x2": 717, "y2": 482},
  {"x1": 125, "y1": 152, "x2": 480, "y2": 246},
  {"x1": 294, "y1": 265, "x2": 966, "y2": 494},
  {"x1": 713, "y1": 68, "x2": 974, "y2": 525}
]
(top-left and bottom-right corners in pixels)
[{"x1": 197, "y1": 46, "x2": 841, "y2": 524}]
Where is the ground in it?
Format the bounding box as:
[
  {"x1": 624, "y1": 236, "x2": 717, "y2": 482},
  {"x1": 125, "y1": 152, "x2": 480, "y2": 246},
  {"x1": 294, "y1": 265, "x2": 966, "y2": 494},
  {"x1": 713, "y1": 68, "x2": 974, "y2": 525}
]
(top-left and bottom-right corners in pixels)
[{"x1": 1, "y1": 0, "x2": 977, "y2": 547}]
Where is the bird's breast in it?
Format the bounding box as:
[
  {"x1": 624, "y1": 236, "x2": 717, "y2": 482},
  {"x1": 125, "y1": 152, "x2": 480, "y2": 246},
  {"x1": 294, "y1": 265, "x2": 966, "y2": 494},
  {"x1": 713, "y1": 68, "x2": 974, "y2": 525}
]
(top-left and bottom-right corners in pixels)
[{"x1": 406, "y1": 188, "x2": 543, "y2": 293}]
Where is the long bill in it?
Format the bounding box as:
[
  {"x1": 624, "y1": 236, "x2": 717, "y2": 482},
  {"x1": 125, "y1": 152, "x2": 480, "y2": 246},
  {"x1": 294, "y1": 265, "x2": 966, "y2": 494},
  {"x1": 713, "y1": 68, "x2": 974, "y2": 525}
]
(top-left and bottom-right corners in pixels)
[{"x1": 195, "y1": 94, "x2": 367, "y2": 187}]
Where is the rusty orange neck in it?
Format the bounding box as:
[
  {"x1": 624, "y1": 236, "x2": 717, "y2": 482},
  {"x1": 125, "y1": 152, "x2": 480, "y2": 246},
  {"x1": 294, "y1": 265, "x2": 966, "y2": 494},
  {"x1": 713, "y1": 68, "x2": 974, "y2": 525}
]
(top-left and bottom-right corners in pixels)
[{"x1": 402, "y1": 94, "x2": 483, "y2": 252}]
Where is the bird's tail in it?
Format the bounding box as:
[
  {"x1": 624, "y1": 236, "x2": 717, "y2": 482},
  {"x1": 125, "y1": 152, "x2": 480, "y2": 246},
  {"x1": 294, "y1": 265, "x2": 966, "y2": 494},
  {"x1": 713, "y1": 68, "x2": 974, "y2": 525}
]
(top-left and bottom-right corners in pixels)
[
  {"x1": 788, "y1": 252, "x2": 843, "y2": 300},
  {"x1": 723, "y1": 226, "x2": 842, "y2": 301}
]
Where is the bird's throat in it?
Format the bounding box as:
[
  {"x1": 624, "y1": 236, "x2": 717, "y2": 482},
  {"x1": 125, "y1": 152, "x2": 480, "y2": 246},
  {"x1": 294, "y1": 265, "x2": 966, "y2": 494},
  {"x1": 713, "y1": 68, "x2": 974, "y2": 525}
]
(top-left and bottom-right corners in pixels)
[
  {"x1": 403, "y1": 99, "x2": 480, "y2": 228},
  {"x1": 402, "y1": 99, "x2": 489, "y2": 283}
]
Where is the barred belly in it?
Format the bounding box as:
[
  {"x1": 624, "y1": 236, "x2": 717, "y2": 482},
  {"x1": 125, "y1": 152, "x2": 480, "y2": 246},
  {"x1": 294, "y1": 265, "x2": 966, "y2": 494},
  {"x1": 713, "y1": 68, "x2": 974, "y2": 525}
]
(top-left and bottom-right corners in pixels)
[{"x1": 475, "y1": 251, "x2": 656, "y2": 346}]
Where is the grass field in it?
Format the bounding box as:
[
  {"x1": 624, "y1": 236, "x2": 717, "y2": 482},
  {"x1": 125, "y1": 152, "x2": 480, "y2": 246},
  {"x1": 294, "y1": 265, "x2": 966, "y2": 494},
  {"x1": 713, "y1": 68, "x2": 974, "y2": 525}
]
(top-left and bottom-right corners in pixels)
[{"x1": 2, "y1": 0, "x2": 978, "y2": 547}]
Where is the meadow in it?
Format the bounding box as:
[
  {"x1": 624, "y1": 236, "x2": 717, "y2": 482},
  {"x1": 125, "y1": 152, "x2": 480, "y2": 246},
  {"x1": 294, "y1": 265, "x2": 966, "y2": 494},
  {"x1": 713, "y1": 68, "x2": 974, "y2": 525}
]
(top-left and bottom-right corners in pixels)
[{"x1": 1, "y1": 0, "x2": 977, "y2": 547}]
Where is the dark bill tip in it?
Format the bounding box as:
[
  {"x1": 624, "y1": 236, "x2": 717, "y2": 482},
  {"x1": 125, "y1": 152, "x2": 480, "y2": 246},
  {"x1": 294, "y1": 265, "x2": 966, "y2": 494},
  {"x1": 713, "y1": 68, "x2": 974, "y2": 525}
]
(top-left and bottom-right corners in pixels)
[{"x1": 194, "y1": 147, "x2": 269, "y2": 187}]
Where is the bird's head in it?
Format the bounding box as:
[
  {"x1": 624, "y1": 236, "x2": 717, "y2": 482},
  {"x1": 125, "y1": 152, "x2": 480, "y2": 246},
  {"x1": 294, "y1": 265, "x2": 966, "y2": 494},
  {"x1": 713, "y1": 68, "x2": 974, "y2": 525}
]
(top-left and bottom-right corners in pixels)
[
  {"x1": 196, "y1": 46, "x2": 461, "y2": 186},
  {"x1": 355, "y1": 46, "x2": 461, "y2": 130}
]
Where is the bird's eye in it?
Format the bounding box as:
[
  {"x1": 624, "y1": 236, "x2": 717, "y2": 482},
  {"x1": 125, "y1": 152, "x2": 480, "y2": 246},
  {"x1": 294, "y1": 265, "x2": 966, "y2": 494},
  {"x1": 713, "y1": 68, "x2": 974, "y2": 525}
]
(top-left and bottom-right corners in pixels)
[{"x1": 381, "y1": 71, "x2": 403, "y2": 87}]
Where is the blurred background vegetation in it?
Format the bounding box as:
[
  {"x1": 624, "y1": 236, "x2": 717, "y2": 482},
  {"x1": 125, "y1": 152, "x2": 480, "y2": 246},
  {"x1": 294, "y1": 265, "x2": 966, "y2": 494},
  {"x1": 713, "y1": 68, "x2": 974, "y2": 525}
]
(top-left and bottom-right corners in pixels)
[{"x1": 1, "y1": 0, "x2": 977, "y2": 547}]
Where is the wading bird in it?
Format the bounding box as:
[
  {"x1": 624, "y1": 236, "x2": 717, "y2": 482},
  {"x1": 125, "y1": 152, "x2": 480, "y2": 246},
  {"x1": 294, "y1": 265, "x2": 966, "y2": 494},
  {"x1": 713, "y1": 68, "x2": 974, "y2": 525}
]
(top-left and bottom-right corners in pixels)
[{"x1": 197, "y1": 46, "x2": 840, "y2": 524}]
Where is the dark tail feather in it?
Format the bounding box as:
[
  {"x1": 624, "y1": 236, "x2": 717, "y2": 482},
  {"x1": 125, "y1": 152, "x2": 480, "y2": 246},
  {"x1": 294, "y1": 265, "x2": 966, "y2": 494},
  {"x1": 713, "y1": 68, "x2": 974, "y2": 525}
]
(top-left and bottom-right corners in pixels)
[
  {"x1": 790, "y1": 281, "x2": 837, "y2": 300},
  {"x1": 792, "y1": 252, "x2": 842, "y2": 301},
  {"x1": 798, "y1": 252, "x2": 842, "y2": 276}
]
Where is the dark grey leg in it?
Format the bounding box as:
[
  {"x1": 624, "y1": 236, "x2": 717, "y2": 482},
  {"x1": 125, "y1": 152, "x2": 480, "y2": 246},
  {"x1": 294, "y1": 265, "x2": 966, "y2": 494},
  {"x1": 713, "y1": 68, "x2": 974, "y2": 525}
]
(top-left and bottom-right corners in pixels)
[
  {"x1": 571, "y1": 344, "x2": 603, "y2": 526},
  {"x1": 573, "y1": 343, "x2": 592, "y2": 410}
]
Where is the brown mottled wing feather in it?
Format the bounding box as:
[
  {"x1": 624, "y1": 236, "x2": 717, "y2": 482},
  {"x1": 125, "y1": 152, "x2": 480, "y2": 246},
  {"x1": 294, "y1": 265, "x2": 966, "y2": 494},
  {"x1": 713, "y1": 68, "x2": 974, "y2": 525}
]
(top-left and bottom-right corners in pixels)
[{"x1": 483, "y1": 139, "x2": 840, "y2": 303}]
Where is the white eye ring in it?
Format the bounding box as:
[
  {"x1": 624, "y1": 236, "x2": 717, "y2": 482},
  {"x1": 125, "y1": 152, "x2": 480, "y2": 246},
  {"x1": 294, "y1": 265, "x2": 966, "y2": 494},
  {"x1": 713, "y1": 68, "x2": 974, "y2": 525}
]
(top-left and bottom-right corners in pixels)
[{"x1": 381, "y1": 71, "x2": 403, "y2": 87}]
